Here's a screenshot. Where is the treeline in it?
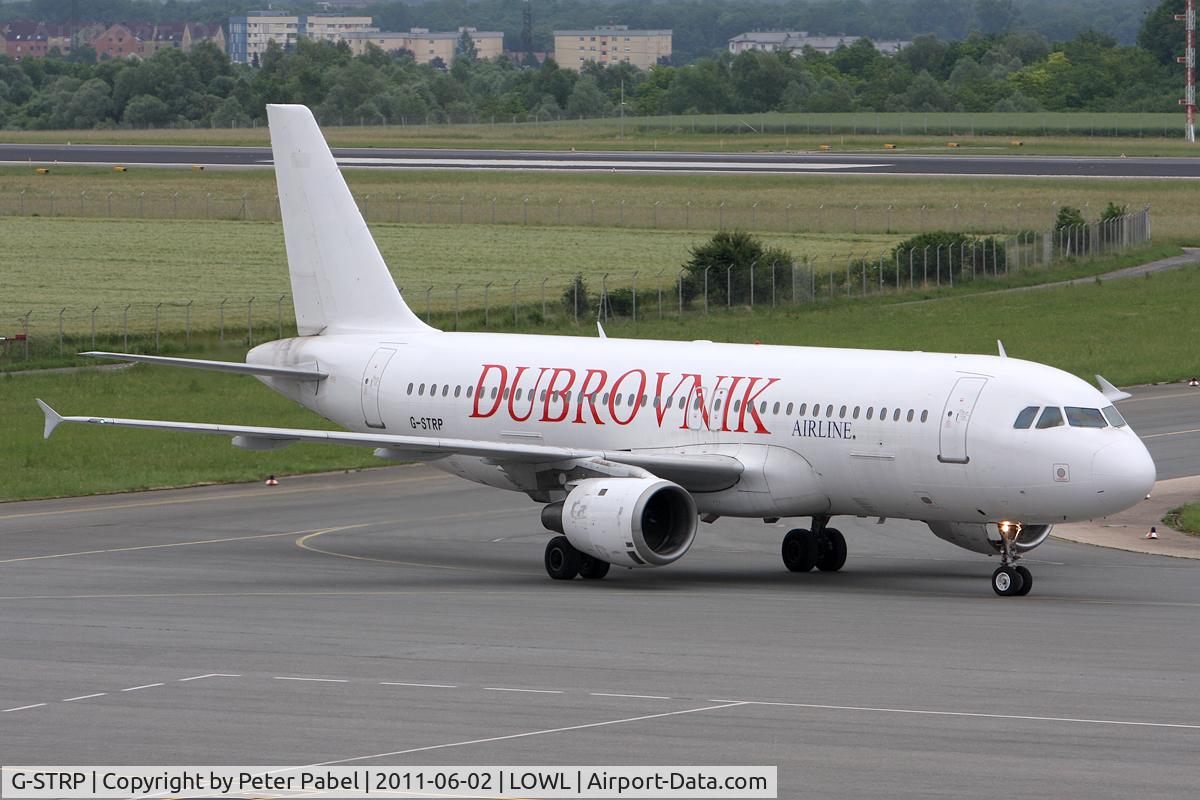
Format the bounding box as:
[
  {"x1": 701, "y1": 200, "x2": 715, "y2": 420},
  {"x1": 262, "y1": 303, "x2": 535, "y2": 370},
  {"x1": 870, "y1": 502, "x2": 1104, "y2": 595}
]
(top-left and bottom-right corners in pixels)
[
  {"x1": 0, "y1": 22, "x2": 1181, "y2": 131},
  {"x1": 1, "y1": 0, "x2": 1164, "y2": 62}
]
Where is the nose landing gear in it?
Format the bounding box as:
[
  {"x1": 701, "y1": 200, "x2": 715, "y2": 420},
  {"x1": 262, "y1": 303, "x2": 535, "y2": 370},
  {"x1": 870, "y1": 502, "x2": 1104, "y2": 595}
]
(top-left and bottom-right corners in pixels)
[{"x1": 992, "y1": 522, "x2": 1033, "y2": 596}]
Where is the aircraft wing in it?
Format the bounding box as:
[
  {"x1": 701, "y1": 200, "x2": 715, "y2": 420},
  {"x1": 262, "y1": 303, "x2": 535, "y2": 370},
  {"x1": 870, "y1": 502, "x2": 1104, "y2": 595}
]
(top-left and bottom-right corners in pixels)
[{"x1": 35, "y1": 400, "x2": 742, "y2": 493}]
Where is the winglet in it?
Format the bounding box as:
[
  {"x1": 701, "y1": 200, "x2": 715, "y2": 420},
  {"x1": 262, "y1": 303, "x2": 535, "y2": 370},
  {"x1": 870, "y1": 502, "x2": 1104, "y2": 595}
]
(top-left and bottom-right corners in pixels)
[
  {"x1": 36, "y1": 398, "x2": 64, "y2": 439},
  {"x1": 997, "y1": 340, "x2": 1007, "y2": 358},
  {"x1": 597, "y1": 320, "x2": 608, "y2": 339},
  {"x1": 1095, "y1": 375, "x2": 1132, "y2": 402}
]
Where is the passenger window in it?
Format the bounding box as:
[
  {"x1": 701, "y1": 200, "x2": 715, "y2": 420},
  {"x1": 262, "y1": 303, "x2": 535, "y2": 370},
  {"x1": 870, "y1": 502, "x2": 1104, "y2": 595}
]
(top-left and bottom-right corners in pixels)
[
  {"x1": 852, "y1": 406, "x2": 860, "y2": 419},
  {"x1": 490, "y1": 387, "x2": 498, "y2": 400},
  {"x1": 1101, "y1": 405, "x2": 1127, "y2": 427},
  {"x1": 467, "y1": 386, "x2": 473, "y2": 398},
  {"x1": 641, "y1": 395, "x2": 648, "y2": 407},
  {"x1": 407, "y1": 382, "x2": 413, "y2": 395},
  {"x1": 812, "y1": 403, "x2": 820, "y2": 417},
  {"x1": 760, "y1": 401, "x2": 767, "y2": 414},
  {"x1": 866, "y1": 407, "x2": 874, "y2": 420},
  {"x1": 1013, "y1": 406, "x2": 1039, "y2": 429},
  {"x1": 880, "y1": 407, "x2": 887, "y2": 420},
  {"x1": 715, "y1": 399, "x2": 723, "y2": 411},
  {"x1": 907, "y1": 409, "x2": 914, "y2": 422},
  {"x1": 734, "y1": 400, "x2": 742, "y2": 412},
  {"x1": 515, "y1": 388, "x2": 523, "y2": 401},
  {"x1": 419, "y1": 384, "x2": 425, "y2": 396},
  {"x1": 796, "y1": 403, "x2": 804, "y2": 415},
  {"x1": 839, "y1": 405, "x2": 847, "y2": 419},
  {"x1": 773, "y1": 402, "x2": 781, "y2": 415},
  {"x1": 920, "y1": 410, "x2": 928, "y2": 423},
  {"x1": 826, "y1": 404, "x2": 834, "y2": 418},
  {"x1": 1036, "y1": 407, "x2": 1064, "y2": 429},
  {"x1": 1066, "y1": 406, "x2": 1107, "y2": 428},
  {"x1": 786, "y1": 402, "x2": 793, "y2": 415},
  {"x1": 454, "y1": 386, "x2": 461, "y2": 398},
  {"x1": 893, "y1": 408, "x2": 901, "y2": 421},
  {"x1": 442, "y1": 386, "x2": 449, "y2": 397}
]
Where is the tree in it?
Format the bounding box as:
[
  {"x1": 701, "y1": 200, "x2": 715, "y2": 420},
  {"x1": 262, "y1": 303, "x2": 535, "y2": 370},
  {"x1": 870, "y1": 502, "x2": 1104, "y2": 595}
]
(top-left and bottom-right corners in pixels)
[
  {"x1": 455, "y1": 30, "x2": 478, "y2": 62},
  {"x1": 565, "y1": 77, "x2": 610, "y2": 118},
  {"x1": 1139, "y1": 0, "x2": 1187, "y2": 65},
  {"x1": 122, "y1": 93, "x2": 170, "y2": 127},
  {"x1": 63, "y1": 78, "x2": 111, "y2": 128},
  {"x1": 681, "y1": 230, "x2": 792, "y2": 307},
  {"x1": 975, "y1": 0, "x2": 1022, "y2": 36}
]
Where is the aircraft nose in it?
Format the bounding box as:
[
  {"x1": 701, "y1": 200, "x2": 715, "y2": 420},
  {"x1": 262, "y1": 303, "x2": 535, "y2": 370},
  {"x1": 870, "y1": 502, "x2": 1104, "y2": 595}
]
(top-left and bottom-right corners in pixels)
[{"x1": 1092, "y1": 438, "x2": 1157, "y2": 511}]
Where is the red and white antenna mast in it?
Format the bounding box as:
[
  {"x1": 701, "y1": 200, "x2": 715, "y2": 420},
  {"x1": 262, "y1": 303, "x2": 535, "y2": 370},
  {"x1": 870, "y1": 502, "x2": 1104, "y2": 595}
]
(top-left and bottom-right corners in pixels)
[{"x1": 1178, "y1": 0, "x2": 1196, "y2": 143}]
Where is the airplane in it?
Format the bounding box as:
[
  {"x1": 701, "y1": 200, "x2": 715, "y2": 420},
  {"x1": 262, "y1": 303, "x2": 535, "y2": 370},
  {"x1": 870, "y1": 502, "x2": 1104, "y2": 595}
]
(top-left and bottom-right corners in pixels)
[{"x1": 35, "y1": 104, "x2": 1157, "y2": 597}]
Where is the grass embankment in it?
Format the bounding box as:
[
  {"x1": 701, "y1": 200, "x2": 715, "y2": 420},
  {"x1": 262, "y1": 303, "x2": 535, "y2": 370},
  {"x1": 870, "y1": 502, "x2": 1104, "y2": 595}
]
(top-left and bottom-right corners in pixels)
[
  {"x1": 2, "y1": 167, "x2": 1192, "y2": 238},
  {"x1": 7, "y1": 264, "x2": 1197, "y2": 502},
  {"x1": 1, "y1": 111, "x2": 1194, "y2": 155},
  {"x1": 1164, "y1": 504, "x2": 1200, "y2": 535}
]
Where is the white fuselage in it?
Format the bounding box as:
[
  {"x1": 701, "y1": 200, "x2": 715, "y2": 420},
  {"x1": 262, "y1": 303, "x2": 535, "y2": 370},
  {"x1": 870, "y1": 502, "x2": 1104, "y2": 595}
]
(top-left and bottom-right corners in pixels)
[{"x1": 250, "y1": 331, "x2": 1156, "y2": 526}]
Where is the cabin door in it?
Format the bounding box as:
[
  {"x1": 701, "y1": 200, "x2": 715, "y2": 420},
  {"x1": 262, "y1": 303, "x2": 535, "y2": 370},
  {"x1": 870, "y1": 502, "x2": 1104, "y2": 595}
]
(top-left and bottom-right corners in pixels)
[
  {"x1": 938, "y1": 376, "x2": 987, "y2": 464},
  {"x1": 361, "y1": 347, "x2": 397, "y2": 429}
]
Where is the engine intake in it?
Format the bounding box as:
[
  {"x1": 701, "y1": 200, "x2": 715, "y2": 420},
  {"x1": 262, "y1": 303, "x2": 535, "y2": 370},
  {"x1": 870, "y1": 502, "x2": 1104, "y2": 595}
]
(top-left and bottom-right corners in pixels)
[{"x1": 542, "y1": 478, "x2": 698, "y2": 568}]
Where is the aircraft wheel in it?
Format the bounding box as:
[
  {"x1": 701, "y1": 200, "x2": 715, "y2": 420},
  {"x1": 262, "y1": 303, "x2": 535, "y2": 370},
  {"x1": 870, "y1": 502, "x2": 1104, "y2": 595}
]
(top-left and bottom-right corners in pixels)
[
  {"x1": 782, "y1": 529, "x2": 818, "y2": 572},
  {"x1": 1014, "y1": 565, "x2": 1033, "y2": 596},
  {"x1": 545, "y1": 536, "x2": 581, "y2": 580},
  {"x1": 816, "y1": 528, "x2": 847, "y2": 572},
  {"x1": 992, "y1": 566, "x2": 1025, "y2": 596},
  {"x1": 578, "y1": 555, "x2": 611, "y2": 580}
]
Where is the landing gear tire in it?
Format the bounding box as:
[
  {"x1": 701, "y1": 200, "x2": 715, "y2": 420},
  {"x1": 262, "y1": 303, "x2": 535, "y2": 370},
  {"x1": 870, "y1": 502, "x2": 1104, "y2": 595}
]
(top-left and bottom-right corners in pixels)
[
  {"x1": 545, "y1": 536, "x2": 581, "y2": 580},
  {"x1": 578, "y1": 555, "x2": 611, "y2": 580},
  {"x1": 992, "y1": 565, "x2": 1025, "y2": 597},
  {"x1": 1014, "y1": 565, "x2": 1033, "y2": 596},
  {"x1": 815, "y1": 528, "x2": 847, "y2": 572},
  {"x1": 782, "y1": 529, "x2": 818, "y2": 572}
]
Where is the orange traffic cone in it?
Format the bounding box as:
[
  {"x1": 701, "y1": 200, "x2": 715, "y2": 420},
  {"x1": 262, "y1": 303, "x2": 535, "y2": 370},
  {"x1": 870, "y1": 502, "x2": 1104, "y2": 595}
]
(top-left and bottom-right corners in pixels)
[
  {"x1": 1145, "y1": 526, "x2": 1158, "y2": 540},
  {"x1": 265, "y1": 475, "x2": 279, "y2": 486}
]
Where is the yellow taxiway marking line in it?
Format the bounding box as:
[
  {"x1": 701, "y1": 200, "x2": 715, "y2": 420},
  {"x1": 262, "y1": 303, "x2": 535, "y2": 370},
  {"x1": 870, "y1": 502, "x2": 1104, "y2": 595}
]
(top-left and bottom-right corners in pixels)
[
  {"x1": 0, "y1": 525, "x2": 367, "y2": 565},
  {"x1": 0, "y1": 473, "x2": 447, "y2": 521}
]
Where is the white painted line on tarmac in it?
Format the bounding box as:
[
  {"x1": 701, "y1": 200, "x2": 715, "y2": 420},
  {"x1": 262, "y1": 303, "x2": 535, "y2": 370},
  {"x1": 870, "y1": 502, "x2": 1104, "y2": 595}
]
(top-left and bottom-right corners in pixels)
[
  {"x1": 484, "y1": 686, "x2": 564, "y2": 694},
  {"x1": 1142, "y1": 427, "x2": 1200, "y2": 439},
  {"x1": 2, "y1": 703, "x2": 46, "y2": 712},
  {"x1": 705, "y1": 698, "x2": 1200, "y2": 730},
  {"x1": 305, "y1": 701, "x2": 749, "y2": 766},
  {"x1": 121, "y1": 683, "x2": 164, "y2": 692},
  {"x1": 335, "y1": 156, "x2": 889, "y2": 172},
  {"x1": 62, "y1": 693, "x2": 106, "y2": 702},
  {"x1": 273, "y1": 676, "x2": 348, "y2": 683},
  {"x1": 379, "y1": 682, "x2": 458, "y2": 689},
  {"x1": 589, "y1": 692, "x2": 672, "y2": 700},
  {"x1": 178, "y1": 673, "x2": 241, "y2": 682}
]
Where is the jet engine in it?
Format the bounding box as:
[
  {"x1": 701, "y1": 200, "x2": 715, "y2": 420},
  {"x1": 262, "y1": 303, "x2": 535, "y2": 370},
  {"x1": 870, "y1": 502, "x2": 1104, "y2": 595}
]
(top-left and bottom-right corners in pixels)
[
  {"x1": 542, "y1": 478, "x2": 698, "y2": 568},
  {"x1": 926, "y1": 521, "x2": 1053, "y2": 556}
]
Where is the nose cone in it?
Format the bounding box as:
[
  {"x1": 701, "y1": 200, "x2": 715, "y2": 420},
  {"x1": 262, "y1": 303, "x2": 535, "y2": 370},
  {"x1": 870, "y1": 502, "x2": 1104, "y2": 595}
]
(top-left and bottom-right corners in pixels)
[{"x1": 1092, "y1": 438, "x2": 1157, "y2": 513}]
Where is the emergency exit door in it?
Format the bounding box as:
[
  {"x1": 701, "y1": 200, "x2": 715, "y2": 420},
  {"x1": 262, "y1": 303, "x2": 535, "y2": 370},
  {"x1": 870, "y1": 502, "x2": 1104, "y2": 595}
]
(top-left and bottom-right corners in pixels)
[
  {"x1": 938, "y1": 376, "x2": 987, "y2": 464},
  {"x1": 361, "y1": 347, "x2": 396, "y2": 429}
]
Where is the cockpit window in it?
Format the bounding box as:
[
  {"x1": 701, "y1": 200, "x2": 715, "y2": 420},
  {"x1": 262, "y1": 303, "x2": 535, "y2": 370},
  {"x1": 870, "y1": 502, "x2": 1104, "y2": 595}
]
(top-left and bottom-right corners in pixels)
[
  {"x1": 1036, "y1": 407, "x2": 1064, "y2": 429},
  {"x1": 1065, "y1": 406, "x2": 1107, "y2": 428},
  {"x1": 1013, "y1": 406, "x2": 1039, "y2": 429},
  {"x1": 1101, "y1": 405, "x2": 1127, "y2": 428}
]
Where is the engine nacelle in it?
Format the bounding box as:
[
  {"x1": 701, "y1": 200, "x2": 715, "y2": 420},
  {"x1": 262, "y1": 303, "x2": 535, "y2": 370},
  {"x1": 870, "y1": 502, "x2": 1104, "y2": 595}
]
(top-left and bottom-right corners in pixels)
[
  {"x1": 926, "y1": 521, "x2": 1053, "y2": 556},
  {"x1": 542, "y1": 478, "x2": 698, "y2": 568}
]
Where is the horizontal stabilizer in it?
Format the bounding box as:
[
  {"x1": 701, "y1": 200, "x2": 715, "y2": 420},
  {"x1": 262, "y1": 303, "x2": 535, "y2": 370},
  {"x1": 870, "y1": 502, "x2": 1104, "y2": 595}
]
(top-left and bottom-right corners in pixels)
[
  {"x1": 80, "y1": 352, "x2": 326, "y2": 381},
  {"x1": 35, "y1": 398, "x2": 63, "y2": 440},
  {"x1": 1095, "y1": 374, "x2": 1132, "y2": 402}
]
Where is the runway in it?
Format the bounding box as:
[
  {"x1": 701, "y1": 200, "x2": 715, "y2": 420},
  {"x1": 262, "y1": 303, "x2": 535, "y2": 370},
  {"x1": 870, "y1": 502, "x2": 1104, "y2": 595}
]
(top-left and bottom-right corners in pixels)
[
  {"x1": 1, "y1": 386, "x2": 1198, "y2": 798},
  {"x1": 4, "y1": 143, "x2": 1200, "y2": 178}
]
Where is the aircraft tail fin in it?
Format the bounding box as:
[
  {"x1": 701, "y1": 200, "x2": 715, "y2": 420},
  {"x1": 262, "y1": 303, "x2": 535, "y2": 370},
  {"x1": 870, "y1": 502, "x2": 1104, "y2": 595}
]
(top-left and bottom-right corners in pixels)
[{"x1": 266, "y1": 104, "x2": 432, "y2": 336}]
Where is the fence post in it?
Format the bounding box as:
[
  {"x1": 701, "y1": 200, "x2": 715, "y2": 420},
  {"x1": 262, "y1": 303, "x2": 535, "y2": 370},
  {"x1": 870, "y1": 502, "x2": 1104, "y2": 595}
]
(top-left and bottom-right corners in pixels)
[
  {"x1": 139, "y1": 191, "x2": 145, "y2": 217},
  {"x1": 57, "y1": 307, "x2": 66, "y2": 355},
  {"x1": 704, "y1": 266, "x2": 711, "y2": 314},
  {"x1": 80, "y1": 191, "x2": 87, "y2": 216},
  {"x1": 363, "y1": 194, "x2": 370, "y2": 221},
  {"x1": 122, "y1": 304, "x2": 130, "y2": 351},
  {"x1": 185, "y1": 300, "x2": 192, "y2": 347},
  {"x1": 19, "y1": 188, "x2": 25, "y2": 215},
  {"x1": 20, "y1": 311, "x2": 31, "y2": 359},
  {"x1": 936, "y1": 245, "x2": 942, "y2": 288},
  {"x1": 752, "y1": 202, "x2": 758, "y2": 228},
  {"x1": 107, "y1": 191, "x2": 113, "y2": 216},
  {"x1": 173, "y1": 192, "x2": 179, "y2": 217},
  {"x1": 424, "y1": 287, "x2": 433, "y2": 323},
  {"x1": 922, "y1": 246, "x2": 930, "y2": 285},
  {"x1": 205, "y1": 192, "x2": 211, "y2": 219},
  {"x1": 154, "y1": 302, "x2": 161, "y2": 351},
  {"x1": 396, "y1": 194, "x2": 403, "y2": 222},
  {"x1": 511, "y1": 281, "x2": 520, "y2": 325},
  {"x1": 653, "y1": 201, "x2": 661, "y2": 228},
  {"x1": 749, "y1": 261, "x2": 755, "y2": 310},
  {"x1": 491, "y1": 197, "x2": 497, "y2": 224},
  {"x1": 908, "y1": 249, "x2": 915, "y2": 289},
  {"x1": 726, "y1": 266, "x2": 733, "y2": 308},
  {"x1": 589, "y1": 199, "x2": 595, "y2": 225},
  {"x1": 427, "y1": 194, "x2": 435, "y2": 223},
  {"x1": 276, "y1": 294, "x2": 284, "y2": 339},
  {"x1": 895, "y1": 251, "x2": 900, "y2": 292},
  {"x1": 631, "y1": 271, "x2": 639, "y2": 322},
  {"x1": 719, "y1": 201, "x2": 725, "y2": 229},
  {"x1": 540, "y1": 277, "x2": 548, "y2": 321},
  {"x1": 772, "y1": 261, "x2": 778, "y2": 307},
  {"x1": 91, "y1": 306, "x2": 98, "y2": 349},
  {"x1": 49, "y1": 190, "x2": 56, "y2": 216},
  {"x1": 484, "y1": 281, "x2": 493, "y2": 328},
  {"x1": 522, "y1": 196, "x2": 529, "y2": 225},
  {"x1": 655, "y1": 268, "x2": 664, "y2": 318},
  {"x1": 247, "y1": 296, "x2": 254, "y2": 345},
  {"x1": 678, "y1": 269, "x2": 685, "y2": 316},
  {"x1": 219, "y1": 298, "x2": 227, "y2": 343},
  {"x1": 685, "y1": 200, "x2": 692, "y2": 228},
  {"x1": 853, "y1": 204, "x2": 859, "y2": 233}
]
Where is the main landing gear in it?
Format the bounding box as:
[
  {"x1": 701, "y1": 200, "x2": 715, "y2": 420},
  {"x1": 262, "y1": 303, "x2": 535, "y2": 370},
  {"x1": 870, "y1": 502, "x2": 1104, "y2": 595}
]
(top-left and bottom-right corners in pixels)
[
  {"x1": 544, "y1": 536, "x2": 610, "y2": 581},
  {"x1": 782, "y1": 516, "x2": 846, "y2": 573},
  {"x1": 991, "y1": 528, "x2": 1033, "y2": 596}
]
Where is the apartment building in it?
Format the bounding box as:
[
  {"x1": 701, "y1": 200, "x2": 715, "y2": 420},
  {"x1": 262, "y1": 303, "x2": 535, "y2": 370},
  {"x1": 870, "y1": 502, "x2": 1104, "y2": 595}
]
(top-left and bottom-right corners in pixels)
[
  {"x1": 728, "y1": 31, "x2": 909, "y2": 57},
  {"x1": 553, "y1": 26, "x2": 672, "y2": 71},
  {"x1": 342, "y1": 27, "x2": 503, "y2": 64}
]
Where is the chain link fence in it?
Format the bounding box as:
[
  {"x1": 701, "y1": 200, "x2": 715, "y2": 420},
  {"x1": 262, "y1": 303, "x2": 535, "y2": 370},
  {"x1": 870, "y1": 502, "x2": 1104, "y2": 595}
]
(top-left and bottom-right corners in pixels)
[{"x1": 1, "y1": 207, "x2": 1151, "y2": 365}]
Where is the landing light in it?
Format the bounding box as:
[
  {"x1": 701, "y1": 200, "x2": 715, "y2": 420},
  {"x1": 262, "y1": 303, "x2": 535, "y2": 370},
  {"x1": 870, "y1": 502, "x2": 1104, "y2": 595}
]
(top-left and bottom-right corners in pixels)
[{"x1": 998, "y1": 520, "x2": 1022, "y2": 536}]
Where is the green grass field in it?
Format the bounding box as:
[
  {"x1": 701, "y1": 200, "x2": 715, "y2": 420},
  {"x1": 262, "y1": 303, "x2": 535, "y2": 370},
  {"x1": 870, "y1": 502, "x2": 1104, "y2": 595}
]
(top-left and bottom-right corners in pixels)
[
  {"x1": 2, "y1": 165, "x2": 1189, "y2": 238},
  {"x1": 0, "y1": 216, "x2": 899, "y2": 336},
  {"x1": 5, "y1": 263, "x2": 1196, "y2": 502},
  {"x1": 1164, "y1": 503, "x2": 1200, "y2": 535},
  {"x1": 2, "y1": 111, "x2": 1196, "y2": 156}
]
